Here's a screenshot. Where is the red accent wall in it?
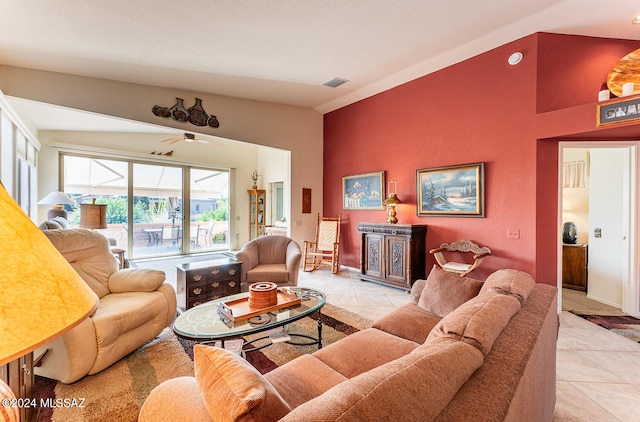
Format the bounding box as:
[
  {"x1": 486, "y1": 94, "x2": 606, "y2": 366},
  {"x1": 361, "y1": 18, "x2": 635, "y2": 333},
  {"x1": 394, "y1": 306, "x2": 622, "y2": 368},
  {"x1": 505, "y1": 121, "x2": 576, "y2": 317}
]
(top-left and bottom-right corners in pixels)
[{"x1": 324, "y1": 32, "x2": 640, "y2": 285}]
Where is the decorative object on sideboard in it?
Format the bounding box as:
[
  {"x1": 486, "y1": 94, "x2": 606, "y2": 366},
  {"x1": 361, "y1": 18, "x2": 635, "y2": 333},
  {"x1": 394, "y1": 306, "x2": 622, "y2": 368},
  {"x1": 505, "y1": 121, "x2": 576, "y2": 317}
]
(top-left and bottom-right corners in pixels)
[
  {"x1": 38, "y1": 190, "x2": 76, "y2": 219},
  {"x1": 382, "y1": 179, "x2": 401, "y2": 224},
  {"x1": 152, "y1": 97, "x2": 220, "y2": 128},
  {"x1": 416, "y1": 162, "x2": 485, "y2": 217},
  {"x1": 80, "y1": 198, "x2": 107, "y2": 229},
  {"x1": 0, "y1": 182, "x2": 98, "y2": 422}
]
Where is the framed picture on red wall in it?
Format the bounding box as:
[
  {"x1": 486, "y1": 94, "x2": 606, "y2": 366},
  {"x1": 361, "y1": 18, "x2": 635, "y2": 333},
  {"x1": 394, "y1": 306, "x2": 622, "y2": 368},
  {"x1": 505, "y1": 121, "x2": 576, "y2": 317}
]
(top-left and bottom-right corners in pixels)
[
  {"x1": 342, "y1": 171, "x2": 385, "y2": 210},
  {"x1": 416, "y1": 162, "x2": 484, "y2": 217}
]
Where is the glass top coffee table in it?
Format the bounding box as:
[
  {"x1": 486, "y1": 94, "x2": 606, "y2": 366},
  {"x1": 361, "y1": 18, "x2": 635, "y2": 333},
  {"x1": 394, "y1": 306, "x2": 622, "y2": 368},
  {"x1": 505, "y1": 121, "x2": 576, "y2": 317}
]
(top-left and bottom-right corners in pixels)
[{"x1": 173, "y1": 287, "x2": 326, "y2": 352}]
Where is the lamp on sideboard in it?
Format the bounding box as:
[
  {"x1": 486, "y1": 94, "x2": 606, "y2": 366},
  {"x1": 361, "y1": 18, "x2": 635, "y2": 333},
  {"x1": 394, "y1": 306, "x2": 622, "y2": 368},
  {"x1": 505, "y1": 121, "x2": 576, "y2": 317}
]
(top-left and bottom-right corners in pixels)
[
  {"x1": 383, "y1": 179, "x2": 402, "y2": 224},
  {"x1": 0, "y1": 183, "x2": 98, "y2": 422},
  {"x1": 37, "y1": 190, "x2": 76, "y2": 220},
  {"x1": 80, "y1": 198, "x2": 107, "y2": 229}
]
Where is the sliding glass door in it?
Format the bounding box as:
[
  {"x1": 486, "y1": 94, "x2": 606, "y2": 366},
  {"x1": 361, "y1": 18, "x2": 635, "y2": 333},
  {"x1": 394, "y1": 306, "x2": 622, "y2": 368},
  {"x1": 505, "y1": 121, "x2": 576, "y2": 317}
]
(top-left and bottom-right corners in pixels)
[
  {"x1": 132, "y1": 163, "x2": 183, "y2": 258},
  {"x1": 189, "y1": 168, "x2": 229, "y2": 251},
  {"x1": 61, "y1": 154, "x2": 229, "y2": 260}
]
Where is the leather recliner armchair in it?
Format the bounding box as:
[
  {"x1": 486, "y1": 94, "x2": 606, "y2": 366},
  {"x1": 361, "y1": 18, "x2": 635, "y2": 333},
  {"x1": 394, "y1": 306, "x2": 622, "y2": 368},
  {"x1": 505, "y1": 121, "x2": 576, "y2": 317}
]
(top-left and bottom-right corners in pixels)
[
  {"x1": 36, "y1": 229, "x2": 177, "y2": 384},
  {"x1": 235, "y1": 235, "x2": 302, "y2": 291}
]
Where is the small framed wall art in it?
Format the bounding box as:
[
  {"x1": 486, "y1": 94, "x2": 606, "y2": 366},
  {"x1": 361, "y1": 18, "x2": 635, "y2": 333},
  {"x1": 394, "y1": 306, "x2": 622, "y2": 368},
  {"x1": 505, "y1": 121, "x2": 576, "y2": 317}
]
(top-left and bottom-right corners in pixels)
[
  {"x1": 302, "y1": 188, "x2": 312, "y2": 213},
  {"x1": 416, "y1": 162, "x2": 485, "y2": 217},
  {"x1": 342, "y1": 171, "x2": 385, "y2": 210}
]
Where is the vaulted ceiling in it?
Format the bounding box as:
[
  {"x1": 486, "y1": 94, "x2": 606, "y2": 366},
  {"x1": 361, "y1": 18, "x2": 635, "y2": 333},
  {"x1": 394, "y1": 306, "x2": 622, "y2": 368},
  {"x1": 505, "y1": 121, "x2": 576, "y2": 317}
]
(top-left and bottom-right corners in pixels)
[{"x1": 2, "y1": 0, "x2": 640, "y2": 131}]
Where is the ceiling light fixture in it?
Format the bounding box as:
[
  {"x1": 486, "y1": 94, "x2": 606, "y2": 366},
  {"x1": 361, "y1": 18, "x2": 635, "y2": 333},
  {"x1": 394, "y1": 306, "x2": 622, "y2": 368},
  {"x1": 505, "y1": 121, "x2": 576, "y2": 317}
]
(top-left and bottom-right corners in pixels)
[
  {"x1": 323, "y1": 77, "x2": 349, "y2": 88},
  {"x1": 633, "y1": 15, "x2": 640, "y2": 24}
]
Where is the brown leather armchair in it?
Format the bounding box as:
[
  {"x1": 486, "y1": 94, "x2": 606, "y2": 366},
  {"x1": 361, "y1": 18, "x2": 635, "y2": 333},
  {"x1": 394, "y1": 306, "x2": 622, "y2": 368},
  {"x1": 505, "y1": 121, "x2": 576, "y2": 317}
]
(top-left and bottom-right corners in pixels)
[{"x1": 235, "y1": 235, "x2": 302, "y2": 291}]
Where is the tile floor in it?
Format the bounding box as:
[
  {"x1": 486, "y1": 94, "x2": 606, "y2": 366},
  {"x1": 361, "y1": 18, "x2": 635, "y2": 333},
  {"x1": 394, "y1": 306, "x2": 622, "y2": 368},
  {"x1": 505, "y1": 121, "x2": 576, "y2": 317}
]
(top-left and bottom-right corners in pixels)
[{"x1": 136, "y1": 256, "x2": 640, "y2": 421}]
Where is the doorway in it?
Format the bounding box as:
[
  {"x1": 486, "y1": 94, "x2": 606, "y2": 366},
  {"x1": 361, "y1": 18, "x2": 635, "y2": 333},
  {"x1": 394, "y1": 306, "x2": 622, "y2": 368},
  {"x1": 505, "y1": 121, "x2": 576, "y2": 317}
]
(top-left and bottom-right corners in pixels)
[{"x1": 558, "y1": 142, "x2": 639, "y2": 317}]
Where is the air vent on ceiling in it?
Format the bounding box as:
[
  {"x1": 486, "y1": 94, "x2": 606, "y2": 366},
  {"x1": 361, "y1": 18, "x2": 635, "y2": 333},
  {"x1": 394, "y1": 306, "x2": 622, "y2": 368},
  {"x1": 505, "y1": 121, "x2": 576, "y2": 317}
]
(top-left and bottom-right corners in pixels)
[{"x1": 323, "y1": 77, "x2": 349, "y2": 88}]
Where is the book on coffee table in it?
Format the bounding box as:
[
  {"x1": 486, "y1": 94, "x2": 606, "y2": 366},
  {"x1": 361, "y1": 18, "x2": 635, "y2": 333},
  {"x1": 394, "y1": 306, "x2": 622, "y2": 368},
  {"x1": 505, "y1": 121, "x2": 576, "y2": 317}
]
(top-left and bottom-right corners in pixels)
[
  {"x1": 268, "y1": 328, "x2": 291, "y2": 343},
  {"x1": 223, "y1": 339, "x2": 244, "y2": 356}
]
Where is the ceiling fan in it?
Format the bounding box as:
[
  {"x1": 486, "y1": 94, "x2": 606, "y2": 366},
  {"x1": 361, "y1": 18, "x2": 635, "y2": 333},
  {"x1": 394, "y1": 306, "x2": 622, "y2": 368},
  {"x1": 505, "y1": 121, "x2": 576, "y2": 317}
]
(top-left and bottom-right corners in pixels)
[{"x1": 160, "y1": 132, "x2": 222, "y2": 147}]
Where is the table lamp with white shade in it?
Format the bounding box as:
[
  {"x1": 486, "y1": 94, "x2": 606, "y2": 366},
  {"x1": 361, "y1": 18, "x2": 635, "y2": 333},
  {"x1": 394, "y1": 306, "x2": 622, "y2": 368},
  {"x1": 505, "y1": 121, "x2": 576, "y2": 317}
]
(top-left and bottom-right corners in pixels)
[
  {"x1": 37, "y1": 190, "x2": 76, "y2": 219},
  {"x1": 0, "y1": 183, "x2": 98, "y2": 422}
]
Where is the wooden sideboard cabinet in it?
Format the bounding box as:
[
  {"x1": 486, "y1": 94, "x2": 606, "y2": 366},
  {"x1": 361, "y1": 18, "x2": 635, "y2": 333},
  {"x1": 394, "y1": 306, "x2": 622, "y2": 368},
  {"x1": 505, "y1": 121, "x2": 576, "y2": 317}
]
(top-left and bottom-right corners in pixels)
[
  {"x1": 177, "y1": 257, "x2": 241, "y2": 310},
  {"x1": 358, "y1": 222, "x2": 427, "y2": 291},
  {"x1": 562, "y1": 244, "x2": 588, "y2": 292}
]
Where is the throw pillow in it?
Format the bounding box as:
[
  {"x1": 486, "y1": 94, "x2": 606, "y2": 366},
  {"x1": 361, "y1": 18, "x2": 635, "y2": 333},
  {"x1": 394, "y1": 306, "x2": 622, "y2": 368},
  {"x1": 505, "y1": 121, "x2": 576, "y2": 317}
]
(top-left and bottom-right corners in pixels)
[
  {"x1": 417, "y1": 265, "x2": 483, "y2": 317},
  {"x1": 479, "y1": 269, "x2": 535, "y2": 305},
  {"x1": 194, "y1": 345, "x2": 291, "y2": 422}
]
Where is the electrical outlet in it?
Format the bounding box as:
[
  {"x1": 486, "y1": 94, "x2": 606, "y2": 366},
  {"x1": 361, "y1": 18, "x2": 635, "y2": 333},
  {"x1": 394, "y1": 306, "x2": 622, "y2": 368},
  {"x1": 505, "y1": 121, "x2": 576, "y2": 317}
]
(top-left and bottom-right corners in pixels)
[{"x1": 507, "y1": 229, "x2": 520, "y2": 239}]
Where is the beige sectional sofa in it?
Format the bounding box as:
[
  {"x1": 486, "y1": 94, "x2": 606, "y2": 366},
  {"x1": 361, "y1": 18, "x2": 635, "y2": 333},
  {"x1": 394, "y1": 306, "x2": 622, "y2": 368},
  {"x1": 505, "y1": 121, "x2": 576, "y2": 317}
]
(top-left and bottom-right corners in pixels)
[
  {"x1": 36, "y1": 229, "x2": 177, "y2": 384},
  {"x1": 139, "y1": 266, "x2": 558, "y2": 421}
]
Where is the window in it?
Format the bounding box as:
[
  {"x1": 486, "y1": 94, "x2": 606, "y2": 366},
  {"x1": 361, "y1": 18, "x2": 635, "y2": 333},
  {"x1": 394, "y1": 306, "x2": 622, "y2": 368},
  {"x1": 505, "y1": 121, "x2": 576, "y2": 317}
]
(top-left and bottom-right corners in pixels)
[{"x1": 61, "y1": 154, "x2": 229, "y2": 259}]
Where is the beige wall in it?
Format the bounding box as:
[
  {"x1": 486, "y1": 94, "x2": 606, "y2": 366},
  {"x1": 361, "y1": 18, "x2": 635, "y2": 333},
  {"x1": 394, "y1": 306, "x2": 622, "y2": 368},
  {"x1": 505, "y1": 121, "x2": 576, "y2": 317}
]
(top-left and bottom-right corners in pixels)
[{"x1": 0, "y1": 65, "x2": 323, "y2": 246}]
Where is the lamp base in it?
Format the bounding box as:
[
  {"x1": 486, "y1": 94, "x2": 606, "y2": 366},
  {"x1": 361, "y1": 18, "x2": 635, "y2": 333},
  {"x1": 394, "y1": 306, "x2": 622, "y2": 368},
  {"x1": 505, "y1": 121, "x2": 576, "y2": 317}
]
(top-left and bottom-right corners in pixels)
[
  {"x1": 386, "y1": 206, "x2": 398, "y2": 224},
  {"x1": 47, "y1": 205, "x2": 67, "y2": 220}
]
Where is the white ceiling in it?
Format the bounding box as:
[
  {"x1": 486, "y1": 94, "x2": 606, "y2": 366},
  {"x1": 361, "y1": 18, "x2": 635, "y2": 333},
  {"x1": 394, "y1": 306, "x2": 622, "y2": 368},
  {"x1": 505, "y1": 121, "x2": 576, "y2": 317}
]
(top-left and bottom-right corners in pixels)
[{"x1": 2, "y1": 0, "x2": 640, "y2": 132}]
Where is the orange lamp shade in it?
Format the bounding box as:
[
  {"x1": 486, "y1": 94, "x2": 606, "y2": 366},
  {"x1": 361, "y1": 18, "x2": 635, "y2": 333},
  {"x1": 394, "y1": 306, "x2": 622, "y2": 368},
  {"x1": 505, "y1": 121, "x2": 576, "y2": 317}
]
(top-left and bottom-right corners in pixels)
[{"x1": 0, "y1": 184, "x2": 98, "y2": 366}]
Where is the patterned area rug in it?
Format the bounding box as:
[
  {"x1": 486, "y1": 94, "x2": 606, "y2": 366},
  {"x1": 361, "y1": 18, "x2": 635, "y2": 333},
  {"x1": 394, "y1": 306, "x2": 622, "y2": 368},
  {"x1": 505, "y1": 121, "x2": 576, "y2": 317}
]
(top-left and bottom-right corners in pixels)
[
  {"x1": 34, "y1": 303, "x2": 372, "y2": 422},
  {"x1": 572, "y1": 313, "x2": 640, "y2": 343}
]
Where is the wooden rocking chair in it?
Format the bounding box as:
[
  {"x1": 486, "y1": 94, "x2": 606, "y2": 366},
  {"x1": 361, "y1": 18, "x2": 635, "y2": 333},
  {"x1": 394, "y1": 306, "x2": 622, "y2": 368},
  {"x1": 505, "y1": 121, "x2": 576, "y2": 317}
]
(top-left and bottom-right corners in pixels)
[
  {"x1": 303, "y1": 213, "x2": 341, "y2": 274},
  {"x1": 429, "y1": 239, "x2": 491, "y2": 277}
]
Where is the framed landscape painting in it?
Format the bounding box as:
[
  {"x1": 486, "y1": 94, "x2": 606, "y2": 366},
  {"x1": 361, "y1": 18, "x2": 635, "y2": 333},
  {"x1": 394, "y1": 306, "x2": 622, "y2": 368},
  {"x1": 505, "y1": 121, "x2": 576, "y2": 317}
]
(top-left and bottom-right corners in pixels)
[
  {"x1": 342, "y1": 171, "x2": 385, "y2": 210},
  {"x1": 416, "y1": 162, "x2": 484, "y2": 217}
]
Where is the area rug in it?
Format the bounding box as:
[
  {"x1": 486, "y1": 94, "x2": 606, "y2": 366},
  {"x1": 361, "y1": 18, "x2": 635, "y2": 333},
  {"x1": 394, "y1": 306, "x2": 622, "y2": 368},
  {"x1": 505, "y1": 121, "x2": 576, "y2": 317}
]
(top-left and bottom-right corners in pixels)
[
  {"x1": 572, "y1": 313, "x2": 640, "y2": 343},
  {"x1": 34, "y1": 303, "x2": 372, "y2": 422}
]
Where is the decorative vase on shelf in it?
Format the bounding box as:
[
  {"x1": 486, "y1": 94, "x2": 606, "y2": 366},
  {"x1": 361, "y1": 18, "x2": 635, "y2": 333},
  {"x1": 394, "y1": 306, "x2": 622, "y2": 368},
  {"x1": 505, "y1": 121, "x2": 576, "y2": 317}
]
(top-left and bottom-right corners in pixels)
[
  {"x1": 170, "y1": 97, "x2": 189, "y2": 122},
  {"x1": 152, "y1": 104, "x2": 171, "y2": 117},
  {"x1": 208, "y1": 115, "x2": 220, "y2": 128},
  {"x1": 188, "y1": 98, "x2": 209, "y2": 126}
]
